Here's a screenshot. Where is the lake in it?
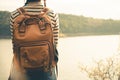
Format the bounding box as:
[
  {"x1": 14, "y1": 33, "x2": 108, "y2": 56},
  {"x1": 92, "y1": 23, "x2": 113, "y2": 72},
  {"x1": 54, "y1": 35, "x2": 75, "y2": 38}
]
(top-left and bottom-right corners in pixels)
[{"x1": 0, "y1": 35, "x2": 120, "y2": 80}]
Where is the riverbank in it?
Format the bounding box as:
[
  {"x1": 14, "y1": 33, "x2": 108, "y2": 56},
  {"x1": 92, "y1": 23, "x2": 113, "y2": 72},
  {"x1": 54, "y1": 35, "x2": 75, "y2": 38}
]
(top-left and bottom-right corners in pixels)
[
  {"x1": 0, "y1": 33, "x2": 119, "y2": 39},
  {"x1": 60, "y1": 33, "x2": 120, "y2": 38},
  {"x1": 0, "y1": 36, "x2": 11, "y2": 39}
]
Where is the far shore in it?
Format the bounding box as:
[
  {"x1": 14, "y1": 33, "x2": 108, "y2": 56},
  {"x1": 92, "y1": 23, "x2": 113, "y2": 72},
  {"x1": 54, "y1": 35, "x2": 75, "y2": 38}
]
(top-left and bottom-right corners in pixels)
[
  {"x1": 0, "y1": 33, "x2": 119, "y2": 39},
  {"x1": 59, "y1": 33, "x2": 119, "y2": 38}
]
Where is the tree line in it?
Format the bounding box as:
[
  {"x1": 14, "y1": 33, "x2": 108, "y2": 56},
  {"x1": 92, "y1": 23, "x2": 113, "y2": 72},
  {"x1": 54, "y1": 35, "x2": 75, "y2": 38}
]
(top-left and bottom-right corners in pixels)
[
  {"x1": 0, "y1": 11, "x2": 10, "y2": 38},
  {"x1": 59, "y1": 14, "x2": 120, "y2": 36},
  {"x1": 0, "y1": 11, "x2": 120, "y2": 38}
]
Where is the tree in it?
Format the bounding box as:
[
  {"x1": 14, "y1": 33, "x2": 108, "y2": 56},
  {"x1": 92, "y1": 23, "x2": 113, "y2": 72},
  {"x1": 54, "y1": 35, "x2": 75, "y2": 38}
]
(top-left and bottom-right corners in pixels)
[{"x1": 80, "y1": 54, "x2": 120, "y2": 80}]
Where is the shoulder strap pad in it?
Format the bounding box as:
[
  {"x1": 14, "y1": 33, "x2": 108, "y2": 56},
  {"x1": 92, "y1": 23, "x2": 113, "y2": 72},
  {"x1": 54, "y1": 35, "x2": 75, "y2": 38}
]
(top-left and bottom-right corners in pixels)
[{"x1": 17, "y1": 7, "x2": 26, "y2": 14}]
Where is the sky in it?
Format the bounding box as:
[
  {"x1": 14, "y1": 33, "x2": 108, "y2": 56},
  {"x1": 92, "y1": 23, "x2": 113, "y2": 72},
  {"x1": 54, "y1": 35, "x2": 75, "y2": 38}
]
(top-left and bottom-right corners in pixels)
[{"x1": 0, "y1": 0, "x2": 120, "y2": 20}]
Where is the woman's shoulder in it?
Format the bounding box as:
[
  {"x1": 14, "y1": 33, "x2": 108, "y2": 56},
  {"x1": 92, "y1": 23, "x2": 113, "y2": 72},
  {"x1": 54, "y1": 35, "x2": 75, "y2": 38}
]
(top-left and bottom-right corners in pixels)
[
  {"x1": 10, "y1": 9, "x2": 20, "y2": 20},
  {"x1": 47, "y1": 8, "x2": 58, "y2": 18},
  {"x1": 48, "y1": 8, "x2": 57, "y2": 14}
]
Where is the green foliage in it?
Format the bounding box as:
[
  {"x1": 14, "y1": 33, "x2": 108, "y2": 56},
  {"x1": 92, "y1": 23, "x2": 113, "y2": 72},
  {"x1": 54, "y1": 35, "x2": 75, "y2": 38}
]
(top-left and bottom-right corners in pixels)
[
  {"x1": 0, "y1": 11, "x2": 10, "y2": 37},
  {"x1": 1, "y1": 11, "x2": 120, "y2": 38},
  {"x1": 59, "y1": 14, "x2": 120, "y2": 36}
]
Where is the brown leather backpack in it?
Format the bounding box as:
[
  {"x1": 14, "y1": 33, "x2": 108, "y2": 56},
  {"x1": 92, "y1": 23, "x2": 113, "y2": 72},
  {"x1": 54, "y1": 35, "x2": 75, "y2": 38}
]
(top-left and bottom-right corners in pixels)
[{"x1": 12, "y1": 7, "x2": 57, "y2": 72}]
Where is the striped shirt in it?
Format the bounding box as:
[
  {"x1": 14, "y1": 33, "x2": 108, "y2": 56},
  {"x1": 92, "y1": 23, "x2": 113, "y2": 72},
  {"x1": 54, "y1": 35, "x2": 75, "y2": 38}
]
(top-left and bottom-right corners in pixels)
[{"x1": 10, "y1": 3, "x2": 59, "y2": 46}]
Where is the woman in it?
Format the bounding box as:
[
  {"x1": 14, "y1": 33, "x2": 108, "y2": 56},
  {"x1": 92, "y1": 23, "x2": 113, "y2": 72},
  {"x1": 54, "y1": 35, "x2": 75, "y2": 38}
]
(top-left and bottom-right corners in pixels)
[{"x1": 9, "y1": 0, "x2": 59, "y2": 80}]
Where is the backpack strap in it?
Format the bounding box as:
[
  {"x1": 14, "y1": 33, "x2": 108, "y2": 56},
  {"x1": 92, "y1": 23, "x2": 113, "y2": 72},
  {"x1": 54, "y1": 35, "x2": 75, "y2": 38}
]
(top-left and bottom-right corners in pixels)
[
  {"x1": 17, "y1": 7, "x2": 26, "y2": 14},
  {"x1": 55, "y1": 64, "x2": 58, "y2": 78},
  {"x1": 17, "y1": 7, "x2": 26, "y2": 33},
  {"x1": 44, "y1": 0, "x2": 46, "y2": 7},
  {"x1": 54, "y1": 46, "x2": 59, "y2": 78}
]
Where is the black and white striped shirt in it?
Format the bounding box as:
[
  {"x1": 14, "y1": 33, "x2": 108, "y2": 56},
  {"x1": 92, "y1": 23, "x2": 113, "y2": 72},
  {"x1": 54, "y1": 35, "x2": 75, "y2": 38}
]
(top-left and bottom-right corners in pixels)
[{"x1": 10, "y1": 2, "x2": 59, "y2": 46}]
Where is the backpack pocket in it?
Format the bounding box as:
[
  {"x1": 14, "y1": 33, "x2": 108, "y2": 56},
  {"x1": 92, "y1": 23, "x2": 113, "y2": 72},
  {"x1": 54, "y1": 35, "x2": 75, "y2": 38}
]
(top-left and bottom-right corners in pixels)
[{"x1": 20, "y1": 43, "x2": 50, "y2": 71}]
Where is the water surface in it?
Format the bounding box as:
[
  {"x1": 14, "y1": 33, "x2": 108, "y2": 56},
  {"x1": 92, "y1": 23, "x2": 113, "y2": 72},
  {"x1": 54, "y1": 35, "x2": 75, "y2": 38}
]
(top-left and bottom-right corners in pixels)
[{"x1": 0, "y1": 35, "x2": 119, "y2": 80}]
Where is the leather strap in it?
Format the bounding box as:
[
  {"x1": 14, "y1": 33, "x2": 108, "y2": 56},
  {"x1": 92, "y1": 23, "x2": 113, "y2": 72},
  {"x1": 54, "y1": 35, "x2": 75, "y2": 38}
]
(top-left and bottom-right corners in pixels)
[
  {"x1": 17, "y1": 7, "x2": 26, "y2": 14},
  {"x1": 54, "y1": 46, "x2": 59, "y2": 78},
  {"x1": 56, "y1": 64, "x2": 58, "y2": 78},
  {"x1": 44, "y1": 0, "x2": 46, "y2": 7},
  {"x1": 17, "y1": 7, "x2": 26, "y2": 33}
]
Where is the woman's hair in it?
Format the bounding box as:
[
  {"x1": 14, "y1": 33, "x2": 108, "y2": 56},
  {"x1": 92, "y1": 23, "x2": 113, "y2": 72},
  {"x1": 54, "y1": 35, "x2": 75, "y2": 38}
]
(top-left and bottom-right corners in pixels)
[
  {"x1": 25, "y1": 0, "x2": 41, "y2": 5},
  {"x1": 26, "y1": 0, "x2": 41, "y2": 2}
]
